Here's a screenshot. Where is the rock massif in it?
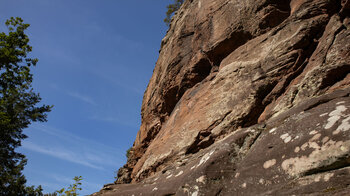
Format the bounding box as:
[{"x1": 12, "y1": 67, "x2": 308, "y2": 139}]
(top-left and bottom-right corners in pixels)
[{"x1": 94, "y1": 0, "x2": 350, "y2": 195}]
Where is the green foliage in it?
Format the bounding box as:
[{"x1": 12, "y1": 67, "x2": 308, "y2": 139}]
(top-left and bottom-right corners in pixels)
[
  {"x1": 26, "y1": 185, "x2": 44, "y2": 196},
  {"x1": 164, "y1": 0, "x2": 184, "y2": 26},
  {"x1": 125, "y1": 147, "x2": 132, "y2": 159},
  {"x1": 0, "y1": 17, "x2": 52, "y2": 195},
  {"x1": 55, "y1": 176, "x2": 83, "y2": 196},
  {"x1": 44, "y1": 194, "x2": 58, "y2": 196}
]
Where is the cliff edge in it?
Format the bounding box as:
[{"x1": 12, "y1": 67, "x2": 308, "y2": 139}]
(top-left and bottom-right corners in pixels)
[{"x1": 94, "y1": 0, "x2": 350, "y2": 195}]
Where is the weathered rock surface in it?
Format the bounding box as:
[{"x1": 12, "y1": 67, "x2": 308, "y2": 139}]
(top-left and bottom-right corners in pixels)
[
  {"x1": 95, "y1": 89, "x2": 350, "y2": 195},
  {"x1": 94, "y1": 0, "x2": 350, "y2": 195}
]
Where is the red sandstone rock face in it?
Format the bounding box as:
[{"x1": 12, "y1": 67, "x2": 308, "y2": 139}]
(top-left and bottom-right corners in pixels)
[{"x1": 97, "y1": 0, "x2": 350, "y2": 195}]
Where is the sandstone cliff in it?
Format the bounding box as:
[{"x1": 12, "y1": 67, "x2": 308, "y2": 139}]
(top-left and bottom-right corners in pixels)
[{"x1": 94, "y1": 0, "x2": 350, "y2": 195}]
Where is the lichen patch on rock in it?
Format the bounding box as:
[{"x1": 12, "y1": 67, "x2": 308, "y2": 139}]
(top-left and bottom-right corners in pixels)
[{"x1": 263, "y1": 159, "x2": 277, "y2": 169}]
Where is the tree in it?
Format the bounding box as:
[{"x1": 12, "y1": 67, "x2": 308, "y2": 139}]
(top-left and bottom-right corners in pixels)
[
  {"x1": 164, "y1": 0, "x2": 184, "y2": 26},
  {"x1": 0, "y1": 17, "x2": 52, "y2": 195}
]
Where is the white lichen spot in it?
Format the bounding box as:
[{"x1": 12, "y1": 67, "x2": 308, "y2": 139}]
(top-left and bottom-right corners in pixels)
[
  {"x1": 329, "y1": 105, "x2": 347, "y2": 116},
  {"x1": 191, "y1": 185, "x2": 199, "y2": 196},
  {"x1": 175, "y1": 170, "x2": 184, "y2": 177},
  {"x1": 235, "y1": 173, "x2": 240, "y2": 178},
  {"x1": 341, "y1": 145, "x2": 346, "y2": 151},
  {"x1": 301, "y1": 143, "x2": 308, "y2": 151},
  {"x1": 259, "y1": 178, "x2": 265, "y2": 184},
  {"x1": 294, "y1": 147, "x2": 300, "y2": 153},
  {"x1": 314, "y1": 175, "x2": 321, "y2": 182},
  {"x1": 280, "y1": 133, "x2": 292, "y2": 143},
  {"x1": 152, "y1": 187, "x2": 158, "y2": 191},
  {"x1": 325, "y1": 115, "x2": 341, "y2": 129},
  {"x1": 182, "y1": 184, "x2": 190, "y2": 194},
  {"x1": 269, "y1": 128, "x2": 277, "y2": 133},
  {"x1": 166, "y1": 174, "x2": 173, "y2": 179},
  {"x1": 325, "y1": 105, "x2": 347, "y2": 129},
  {"x1": 285, "y1": 136, "x2": 292, "y2": 143},
  {"x1": 263, "y1": 159, "x2": 276, "y2": 169},
  {"x1": 308, "y1": 142, "x2": 320, "y2": 149},
  {"x1": 333, "y1": 129, "x2": 341, "y2": 135},
  {"x1": 245, "y1": 128, "x2": 255, "y2": 133},
  {"x1": 336, "y1": 116, "x2": 350, "y2": 132},
  {"x1": 309, "y1": 133, "x2": 321, "y2": 142},
  {"x1": 241, "y1": 183, "x2": 247, "y2": 188},
  {"x1": 336, "y1": 101, "x2": 345, "y2": 105},
  {"x1": 322, "y1": 136, "x2": 329, "y2": 144},
  {"x1": 294, "y1": 135, "x2": 300, "y2": 140},
  {"x1": 280, "y1": 133, "x2": 289, "y2": 140},
  {"x1": 319, "y1": 113, "x2": 328, "y2": 117},
  {"x1": 309, "y1": 130, "x2": 318, "y2": 135},
  {"x1": 323, "y1": 173, "x2": 334, "y2": 182},
  {"x1": 196, "y1": 176, "x2": 206, "y2": 184}
]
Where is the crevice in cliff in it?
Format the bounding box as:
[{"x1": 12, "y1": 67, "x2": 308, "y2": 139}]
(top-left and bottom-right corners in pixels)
[
  {"x1": 206, "y1": 30, "x2": 253, "y2": 66},
  {"x1": 163, "y1": 194, "x2": 176, "y2": 196},
  {"x1": 179, "y1": 57, "x2": 212, "y2": 100},
  {"x1": 320, "y1": 63, "x2": 350, "y2": 91},
  {"x1": 242, "y1": 82, "x2": 280, "y2": 128},
  {"x1": 162, "y1": 55, "x2": 212, "y2": 117},
  {"x1": 340, "y1": 0, "x2": 350, "y2": 18},
  {"x1": 257, "y1": 3, "x2": 291, "y2": 30},
  {"x1": 185, "y1": 111, "x2": 232, "y2": 154},
  {"x1": 230, "y1": 128, "x2": 263, "y2": 161}
]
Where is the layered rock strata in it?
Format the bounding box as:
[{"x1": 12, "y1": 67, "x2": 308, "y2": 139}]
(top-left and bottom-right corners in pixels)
[{"x1": 94, "y1": 0, "x2": 350, "y2": 195}]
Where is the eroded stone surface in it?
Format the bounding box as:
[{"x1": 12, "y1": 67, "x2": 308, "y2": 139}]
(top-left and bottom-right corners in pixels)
[
  {"x1": 124, "y1": 0, "x2": 350, "y2": 183},
  {"x1": 94, "y1": 89, "x2": 350, "y2": 195},
  {"x1": 96, "y1": 0, "x2": 350, "y2": 195}
]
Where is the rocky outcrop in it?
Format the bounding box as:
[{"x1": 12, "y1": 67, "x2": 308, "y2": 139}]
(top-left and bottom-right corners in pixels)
[
  {"x1": 94, "y1": 0, "x2": 350, "y2": 195},
  {"x1": 96, "y1": 89, "x2": 350, "y2": 195}
]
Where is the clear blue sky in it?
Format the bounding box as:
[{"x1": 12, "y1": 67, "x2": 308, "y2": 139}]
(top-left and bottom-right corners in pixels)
[{"x1": 0, "y1": 0, "x2": 172, "y2": 194}]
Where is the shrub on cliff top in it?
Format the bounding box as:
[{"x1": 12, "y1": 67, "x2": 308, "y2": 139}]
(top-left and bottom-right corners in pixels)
[{"x1": 164, "y1": 0, "x2": 184, "y2": 26}]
